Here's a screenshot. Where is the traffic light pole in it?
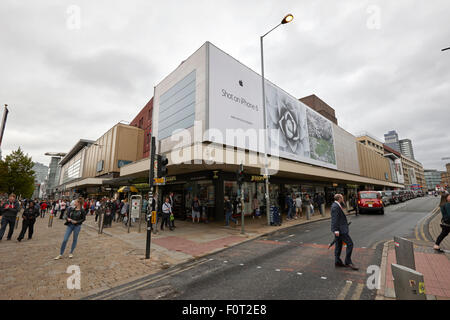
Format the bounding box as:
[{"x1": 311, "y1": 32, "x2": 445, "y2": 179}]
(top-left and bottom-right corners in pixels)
[
  {"x1": 240, "y1": 183, "x2": 245, "y2": 234},
  {"x1": 145, "y1": 136, "x2": 156, "y2": 260}
]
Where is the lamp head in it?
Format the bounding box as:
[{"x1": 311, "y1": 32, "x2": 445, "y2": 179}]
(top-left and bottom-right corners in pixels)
[{"x1": 282, "y1": 14, "x2": 294, "y2": 24}]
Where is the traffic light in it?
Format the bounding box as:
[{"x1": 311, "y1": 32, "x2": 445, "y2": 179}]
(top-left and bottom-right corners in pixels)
[
  {"x1": 237, "y1": 164, "x2": 244, "y2": 186},
  {"x1": 157, "y1": 154, "x2": 169, "y2": 177}
]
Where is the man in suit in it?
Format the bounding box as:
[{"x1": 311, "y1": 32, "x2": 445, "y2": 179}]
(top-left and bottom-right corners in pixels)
[{"x1": 331, "y1": 194, "x2": 359, "y2": 270}]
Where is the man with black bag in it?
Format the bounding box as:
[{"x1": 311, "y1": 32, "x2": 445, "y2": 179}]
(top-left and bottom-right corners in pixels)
[{"x1": 331, "y1": 194, "x2": 359, "y2": 270}]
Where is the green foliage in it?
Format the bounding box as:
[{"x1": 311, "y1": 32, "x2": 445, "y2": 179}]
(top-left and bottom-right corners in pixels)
[{"x1": 0, "y1": 147, "x2": 35, "y2": 198}]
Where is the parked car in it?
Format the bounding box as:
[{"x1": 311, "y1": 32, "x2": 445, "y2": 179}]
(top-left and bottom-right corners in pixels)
[
  {"x1": 357, "y1": 191, "x2": 384, "y2": 214},
  {"x1": 379, "y1": 191, "x2": 390, "y2": 207},
  {"x1": 384, "y1": 190, "x2": 399, "y2": 205},
  {"x1": 398, "y1": 190, "x2": 407, "y2": 202}
]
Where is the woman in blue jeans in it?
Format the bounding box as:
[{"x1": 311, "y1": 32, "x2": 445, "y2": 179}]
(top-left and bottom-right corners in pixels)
[{"x1": 54, "y1": 198, "x2": 86, "y2": 260}]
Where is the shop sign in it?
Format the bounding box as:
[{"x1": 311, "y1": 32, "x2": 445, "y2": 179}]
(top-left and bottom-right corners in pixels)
[
  {"x1": 251, "y1": 175, "x2": 265, "y2": 182},
  {"x1": 190, "y1": 176, "x2": 208, "y2": 181},
  {"x1": 118, "y1": 160, "x2": 132, "y2": 168},
  {"x1": 154, "y1": 177, "x2": 165, "y2": 185},
  {"x1": 165, "y1": 176, "x2": 176, "y2": 183}
]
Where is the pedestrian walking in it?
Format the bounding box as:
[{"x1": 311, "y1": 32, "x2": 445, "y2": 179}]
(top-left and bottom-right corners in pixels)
[
  {"x1": 17, "y1": 201, "x2": 40, "y2": 241},
  {"x1": 303, "y1": 194, "x2": 312, "y2": 217},
  {"x1": 317, "y1": 193, "x2": 325, "y2": 216},
  {"x1": 286, "y1": 194, "x2": 295, "y2": 220},
  {"x1": 121, "y1": 198, "x2": 129, "y2": 224},
  {"x1": 169, "y1": 192, "x2": 176, "y2": 228},
  {"x1": 191, "y1": 196, "x2": 201, "y2": 223},
  {"x1": 161, "y1": 197, "x2": 173, "y2": 231},
  {"x1": 331, "y1": 194, "x2": 359, "y2": 270},
  {"x1": 54, "y1": 198, "x2": 86, "y2": 260},
  {"x1": 434, "y1": 193, "x2": 450, "y2": 253},
  {"x1": 295, "y1": 194, "x2": 303, "y2": 218},
  {"x1": 224, "y1": 196, "x2": 238, "y2": 227},
  {"x1": 40, "y1": 201, "x2": 47, "y2": 218},
  {"x1": 252, "y1": 194, "x2": 260, "y2": 219},
  {"x1": 95, "y1": 199, "x2": 101, "y2": 222},
  {"x1": 59, "y1": 200, "x2": 67, "y2": 219},
  {"x1": 0, "y1": 193, "x2": 20, "y2": 241}
]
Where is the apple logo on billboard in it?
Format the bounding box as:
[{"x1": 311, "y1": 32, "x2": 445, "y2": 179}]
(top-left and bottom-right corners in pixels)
[{"x1": 239, "y1": 80, "x2": 243, "y2": 87}]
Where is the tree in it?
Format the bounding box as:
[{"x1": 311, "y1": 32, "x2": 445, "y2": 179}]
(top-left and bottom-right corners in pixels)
[{"x1": 0, "y1": 147, "x2": 35, "y2": 198}]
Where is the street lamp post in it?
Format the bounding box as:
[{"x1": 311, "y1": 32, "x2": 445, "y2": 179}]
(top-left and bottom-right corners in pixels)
[{"x1": 261, "y1": 14, "x2": 294, "y2": 226}]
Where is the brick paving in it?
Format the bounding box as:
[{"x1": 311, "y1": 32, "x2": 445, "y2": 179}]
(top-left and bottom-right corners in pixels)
[
  {"x1": 385, "y1": 248, "x2": 450, "y2": 298},
  {"x1": 381, "y1": 208, "x2": 450, "y2": 300},
  {"x1": 0, "y1": 214, "x2": 173, "y2": 300}
]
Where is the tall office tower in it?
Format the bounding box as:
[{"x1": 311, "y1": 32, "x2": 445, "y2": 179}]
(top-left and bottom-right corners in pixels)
[
  {"x1": 399, "y1": 139, "x2": 415, "y2": 160},
  {"x1": 384, "y1": 130, "x2": 401, "y2": 153}
]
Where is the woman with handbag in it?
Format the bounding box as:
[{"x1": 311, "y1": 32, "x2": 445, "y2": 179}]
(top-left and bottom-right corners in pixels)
[
  {"x1": 434, "y1": 193, "x2": 450, "y2": 253},
  {"x1": 54, "y1": 198, "x2": 86, "y2": 260}
]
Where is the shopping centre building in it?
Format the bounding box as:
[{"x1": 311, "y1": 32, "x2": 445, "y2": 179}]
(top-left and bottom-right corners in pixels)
[{"x1": 117, "y1": 41, "x2": 404, "y2": 221}]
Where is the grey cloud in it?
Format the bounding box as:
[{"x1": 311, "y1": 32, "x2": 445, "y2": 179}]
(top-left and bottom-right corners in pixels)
[{"x1": 0, "y1": 0, "x2": 449, "y2": 171}]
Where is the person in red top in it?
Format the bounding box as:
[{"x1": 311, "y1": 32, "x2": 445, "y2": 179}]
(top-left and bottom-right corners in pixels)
[{"x1": 40, "y1": 201, "x2": 48, "y2": 218}]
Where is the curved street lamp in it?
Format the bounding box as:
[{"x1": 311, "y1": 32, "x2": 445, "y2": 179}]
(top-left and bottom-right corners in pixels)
[{"x1": 260, "y1": 14, "x2": 294, "y2": 226}]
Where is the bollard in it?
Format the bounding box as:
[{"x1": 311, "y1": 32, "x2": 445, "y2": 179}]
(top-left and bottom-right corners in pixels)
[
  {"x1": 393, "y1": 236, "x2": 416, "y2": 270},
  {"x1": 320, "y1": 204, "x2": 325, "y2": 217},
  {"x1": 48, "y1": 214, "x2": 53, "y2": 228},
  {"x1": 391, "y1": 263, "x2": 426, "y2": 300},
  {"x1": 138, "y1": 212, "x2": 143, "y2": 233},
  {"x1": 98, "y1": 213, "x2": 104, "y2": 234}
]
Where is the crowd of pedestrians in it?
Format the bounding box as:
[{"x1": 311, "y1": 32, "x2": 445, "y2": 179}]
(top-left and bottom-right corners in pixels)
[{"x1": 0, "y1": 193, "x2": 148, "y2": 260}]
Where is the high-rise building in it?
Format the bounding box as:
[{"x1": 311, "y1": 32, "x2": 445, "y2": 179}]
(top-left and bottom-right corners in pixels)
[
  {"x1": 32, "y1": 162, "x2": 49, "y2": 199},
  {"x1": 399, "y1": 139, "x2": 415, "y2": 160},
  {"x1": 424, "y1": 169, "x2": 444, "y2": 191},
  {"x1": 384, "y1": 130, "x2": 401, "y2": 153}
]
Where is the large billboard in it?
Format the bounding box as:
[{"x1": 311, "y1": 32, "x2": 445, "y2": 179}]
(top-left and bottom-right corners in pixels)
[{"x1": 207, "y1": 43, "x2": 337, "y2": 169}]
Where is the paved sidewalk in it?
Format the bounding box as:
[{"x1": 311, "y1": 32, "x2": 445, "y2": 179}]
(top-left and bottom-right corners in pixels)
[
  {"x1": 86, "y1": 206, "x2": 336, "y2": 265},
  {"x1": 0, "y1": 214, "x2": 177, "y2": 300},
  {"x1": 378, "y1": 208, "x2": 450, "y2": 300}
]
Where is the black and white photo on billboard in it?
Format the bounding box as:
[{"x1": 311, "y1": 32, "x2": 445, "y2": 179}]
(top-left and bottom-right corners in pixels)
[
  {"x1": 265, "y1": 82, "x2": 310, "y2": 160},
  {"x1": 306, "y1": 108, "x2": 336, "y2": 165}
]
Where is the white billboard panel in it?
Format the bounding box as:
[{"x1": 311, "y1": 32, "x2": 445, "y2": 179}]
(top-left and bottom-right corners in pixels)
[{"x1": 207, "y1": 43, "x2": 337, "y2": 169}]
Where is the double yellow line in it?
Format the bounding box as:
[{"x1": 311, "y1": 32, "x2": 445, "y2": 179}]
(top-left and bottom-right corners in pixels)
[
  {"x1": 89, "y1": 258, "x2": 211, "y2": 300},
  {"x1": 415, "y1": 207, "x2": 440, "y2": 242}
]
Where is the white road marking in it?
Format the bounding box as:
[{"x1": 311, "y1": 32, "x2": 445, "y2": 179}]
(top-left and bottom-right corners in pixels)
[
  {"x1": 321, "y1": 277, "x2": 327, "y2": 280},
  {"x1": 223, "y1": 261, "x2": 228, "y2": 263},
  {"x1": 297, "y1": 272, "x2": 303, "y2": 275},
  {"x1": 257, "y1": 266, "x2": 262, "y2": 269},
  {"x1": 275, "y1": 269, "x2": 281, "y2": 272},
  {"x1": 239, "y1": 263, "x2": 244, "y2": 266}
]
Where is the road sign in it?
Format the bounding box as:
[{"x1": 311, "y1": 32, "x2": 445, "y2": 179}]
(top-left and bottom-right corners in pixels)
[
  {"x1": 130, "y1": 196, "x2": 141, "y2": 219},
  {"x1": 154, "y1": 177, "x2": 165, "y2": 185}
]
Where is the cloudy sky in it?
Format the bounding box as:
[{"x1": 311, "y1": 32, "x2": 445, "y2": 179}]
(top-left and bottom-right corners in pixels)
[{"x1": 0, "y1": 0, "x2": 449, "y2": 171}]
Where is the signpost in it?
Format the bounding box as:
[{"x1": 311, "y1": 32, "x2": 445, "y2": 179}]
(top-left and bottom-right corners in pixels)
[{"x1": 145, "y1": 136, "x2": 156, "y2": 259}]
